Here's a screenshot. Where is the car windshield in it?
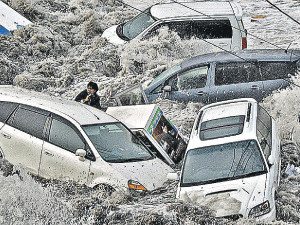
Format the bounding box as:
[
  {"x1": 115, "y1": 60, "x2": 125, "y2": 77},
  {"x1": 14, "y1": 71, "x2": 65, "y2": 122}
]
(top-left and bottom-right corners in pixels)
[
  {"x1": 181, "y1": 140, "x2": 267, "y2": 186},
  {"x1": 121, "y1": 8, "x2": 156, "y2": 40},
  {"x1": 149, "y1": 64, "x2": 181, "y2": 87},
  {"x1": 83, "y1": 123, "x2": 153, "y2": 163}
]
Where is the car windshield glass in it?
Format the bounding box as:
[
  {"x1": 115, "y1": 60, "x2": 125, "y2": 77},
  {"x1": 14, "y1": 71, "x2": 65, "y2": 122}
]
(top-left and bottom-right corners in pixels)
[
  {"x1": 149, "y1": 64, "x2": 181, "y2": 87},
  {"x1": 122, "y1": 8, "x2": 156, "y2": 40},
  {"x1": 182, "y1": 140, "x2": 266, "y2": 186},
  {"x1": 83, "y1": 123, "x2": 153, "y2": 163}
]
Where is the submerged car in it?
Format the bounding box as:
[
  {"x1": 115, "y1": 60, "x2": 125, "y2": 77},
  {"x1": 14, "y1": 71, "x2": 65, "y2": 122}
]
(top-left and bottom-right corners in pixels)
[
  {"x1": 106, "y1": 104, "x2": 187, "y2": 166},
  {"x1": 168, "y1": 98, "x2": 281, "y2": 221},
  {"x1": 0, "y1": 86, "x2": 173, "y2": 193},
  {"x1": 102, "y1": 1, "x2": 247, "y2": 51},
  {"x1": 143, "y1": 49, "x2": 300, "y2": 104}
]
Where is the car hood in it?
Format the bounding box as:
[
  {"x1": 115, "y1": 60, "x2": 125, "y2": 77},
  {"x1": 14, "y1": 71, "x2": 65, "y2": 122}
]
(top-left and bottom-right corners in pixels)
[
  {"x1": 179, "y1": 174, "x2": 267, "y2": 217},
  {"x1": 101, "y1": 25, "x2": 127, "y2": 45},
  {"x1": 108, "y1": 158, "x2": 174, "y2": 191}
]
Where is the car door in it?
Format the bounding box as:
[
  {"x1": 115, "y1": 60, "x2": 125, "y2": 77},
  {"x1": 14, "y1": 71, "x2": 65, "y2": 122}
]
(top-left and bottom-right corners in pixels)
[
  {"x1": 0, "y1": 104, "x2": 48, "y2": 175},
  {"x1": 39, "y1": 114, "x2": 92, "y2": 184},
  {"x1": 259, "y1": 61, "x2": 295, "y2": 98},
  {"x1": 152, "y1": 65, "x2": 211, "y2": 103},
  {"x1": 210, "y1": 61, "x2": 264, "y2": 102}
]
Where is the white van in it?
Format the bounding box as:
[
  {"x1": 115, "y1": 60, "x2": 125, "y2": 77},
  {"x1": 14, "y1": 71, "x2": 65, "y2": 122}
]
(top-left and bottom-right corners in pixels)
[
  {"x1": 168, "y1": 98, "x2": 281, "y2": 221},
  {"x1": 0, "y1": 86, "x2": 173, "y2": 194},
  {"x1": 102, "y1": 1, "x2": 247, "y2": 51}
]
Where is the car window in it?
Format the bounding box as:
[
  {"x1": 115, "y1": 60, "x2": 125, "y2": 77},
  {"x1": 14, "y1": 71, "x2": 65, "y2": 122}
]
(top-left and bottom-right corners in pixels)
[
  {"x1": 177, "y1": 66, "x2": 208, "y2": 90},
  {"x1": 191, "y1": 20, "x2": 232, "y2": 39},
  {"x1": 0, "y1": 101, "x2": 18, "y2": 123},
  {"x1": 7, "y1": 105, "x2": 48, "y2": 139},
  {"x1": 49, "y1": 118, "x2": 85, "y2": 154},
  {"x1": 256, "y1": 106, "x2": 272, "y2": 158},
  {"x1": 83, "y1": 122, "x2": 153, "y2": 163},
  {"x1": 215, "y1": 62, "x2": 261, "y2": 85},
  {"x1": 258, "y1": 61, "x2": 297, "y2": 80},
  {"x1": 182, "y1": 140, "x2": 266, "y2": 186},
  {"x1": 149, "y1": 64, "x2": 181, "y2": 87},
  {"x1": 122, "y1": 8, "x2": 156, "y2": 40},
  {"x1": 146, "y1": 21, "x2": 192, "y2": 39}
]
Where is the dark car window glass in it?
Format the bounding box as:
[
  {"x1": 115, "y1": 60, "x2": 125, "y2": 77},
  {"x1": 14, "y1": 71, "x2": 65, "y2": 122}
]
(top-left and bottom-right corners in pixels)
[
  {"x1": 83, "y1": 123, "x2": 153, "y2": 163},
  {"x1": 257, "y1": 129, "x2": 271, "y2": 158},
  {"x1": 181, "y1": 140, "x2": 266, "y2": 186},
  {"x1": 145, "y1": 21, "x2": 192, "y2": 39},
  {"x1": 259, "y1": 61, "x2": 297, "y2": 80},
  {"x1": 257, "y1": 106, "x2": 272, "y2": 130},
  {"x1": 149, "y1": 64, "x2": 181, "y2": 87},
  {"x1": 200, "y1": 115, "x2": 245, "y2": 140},
  {"x1": 122, "y1": 8, "x2": 156, "y2": 40},
  {"x1": 0, "y1": 101, "x2": 18, "y2": 123},
  {"x1": 7, "y1": 107, "x2": 47, "y2": 139},
  {"x1": 201, "y1": 115, "x2": 245, "y2": 130},
  {"x1": 177, "y1": 66, "x2": 208, "y2": 90},
  {"x1": 49, "y1": 118, "x2": 85, "y2": 154},
  {"x1": 192, "y1": 20, "x2": 232, "y2": 39},
  {"x1": 215, "y1": 62, "x2": 260, "y2": 85}
]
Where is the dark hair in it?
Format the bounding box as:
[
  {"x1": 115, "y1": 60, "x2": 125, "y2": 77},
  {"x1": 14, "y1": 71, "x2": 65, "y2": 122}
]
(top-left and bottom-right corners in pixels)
[{"x1": 87, "y1": 81, "x2": 98, "y2": 92}]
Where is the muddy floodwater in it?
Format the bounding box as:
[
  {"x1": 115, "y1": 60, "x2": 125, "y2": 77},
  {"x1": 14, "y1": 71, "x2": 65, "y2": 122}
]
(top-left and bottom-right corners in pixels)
[{"x1": 0, "y1": 0, "x2": 300, "y2": 224}]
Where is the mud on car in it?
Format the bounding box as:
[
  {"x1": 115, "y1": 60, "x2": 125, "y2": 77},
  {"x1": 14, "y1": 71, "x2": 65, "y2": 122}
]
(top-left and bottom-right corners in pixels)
[
  {"x1": 168, "y1": 98, "x2": 281, "y2": 221},
  {"x1": 0, "y1": 86, "x2": 174, "y2": 194}
]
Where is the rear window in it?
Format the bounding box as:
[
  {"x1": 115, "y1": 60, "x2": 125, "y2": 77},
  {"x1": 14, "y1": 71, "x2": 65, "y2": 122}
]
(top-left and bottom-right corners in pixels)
[
  {"x1": 200, "y1": 115, "x2": 245, "y2": 140},
  {"x1": 0, "y1": 101, "x2": 18, "y2": 123},
  {"x1": 259, "y1": 61, "x2": 297, "y2": 80},
  {"x1": 192, "y1": 20, "x2": 232, "y2": 39}
]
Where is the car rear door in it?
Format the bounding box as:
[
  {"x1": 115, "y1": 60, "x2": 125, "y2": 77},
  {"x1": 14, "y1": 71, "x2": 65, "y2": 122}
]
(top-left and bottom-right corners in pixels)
[
  {"x1": 258, "y1": 61, "x2": 295, "y2": 98},
  {"x1": 39, "y1": 114, "x2": 92, "y2": 184},
  {"x1": 210, "y1": 61, "x2": 264, "y2": 102},
  {"x1": 0, "y1": 104, "x2": 48, "y2": 175}
]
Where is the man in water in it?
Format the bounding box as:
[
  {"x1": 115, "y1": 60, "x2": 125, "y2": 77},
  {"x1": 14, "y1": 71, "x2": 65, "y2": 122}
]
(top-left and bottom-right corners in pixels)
[{"x1": 75, "y1": 81, "x2": 102, "y2": 110}]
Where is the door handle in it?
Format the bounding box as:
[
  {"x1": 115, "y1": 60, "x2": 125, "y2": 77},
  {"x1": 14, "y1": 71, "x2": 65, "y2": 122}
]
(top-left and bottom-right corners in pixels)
[
  {"x1": 45, "y1": 151, "x2": 54, "y2": 157},
  {"x1": 251, "y1": 85, "x2": 260, "y2": 90},
  {"x1": 197, "y1": 91, "x2": 206, "y2": 96},
  {"x1": 1, "y1": 132, "x2": 11, "y2": 139},
  {"x1": 218, "y1": 43, "x2": 228, "y2": 46}
]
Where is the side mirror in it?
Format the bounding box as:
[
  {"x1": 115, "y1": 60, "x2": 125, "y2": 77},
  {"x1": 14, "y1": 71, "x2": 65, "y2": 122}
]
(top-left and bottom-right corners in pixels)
[
  {"x1": 167, "y1": 172, "x2": 179, "y2": 181},
  {"x1": 267, "y1": 155, "x2": 275, "y2": 167},
  {"x1": 163, "y1": 85, "x2": 172, "y2": 92},
  {"x1": 76, "y1": 149, "x2": 86, "y2": 162}
]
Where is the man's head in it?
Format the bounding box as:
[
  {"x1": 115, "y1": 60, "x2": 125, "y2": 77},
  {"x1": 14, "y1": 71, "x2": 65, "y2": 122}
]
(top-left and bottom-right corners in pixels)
[{"x1": 87, "y1": 81, "x2": 98, "y2": 94}]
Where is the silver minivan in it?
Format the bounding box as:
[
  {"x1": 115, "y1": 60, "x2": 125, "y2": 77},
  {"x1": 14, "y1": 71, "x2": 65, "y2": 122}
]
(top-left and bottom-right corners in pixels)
[
  {"x1": 102, "y1": 1, "x2": 247, "y2": 51},
  {"x1": 0, "y1": 86, "x2": 173, "y2": 193}
]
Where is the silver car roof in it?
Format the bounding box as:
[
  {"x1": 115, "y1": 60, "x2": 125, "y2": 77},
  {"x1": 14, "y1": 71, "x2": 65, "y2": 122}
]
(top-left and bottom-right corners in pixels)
[
  {"x1": 0, "y1": 86, "x2": 118, "y2": 125},
  {"x1": 181, "y1": 49, "x2": 300, "y2": 69},
  {"x1": 150, "y1": 2, "x2": 243, "y2": 20}
]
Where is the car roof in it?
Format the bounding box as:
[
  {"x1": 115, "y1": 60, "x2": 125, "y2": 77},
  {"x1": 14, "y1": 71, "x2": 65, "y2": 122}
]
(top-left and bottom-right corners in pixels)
[
  {"x1": 150, "y1": 2, "x2": 242, "y2": 20},
  {"x1": 187, "y1": 98, "x2": 258, "y2": 150},
  {"x1": 0, "y1": 86, "x2": 118, "y2": 125},
  {"x1": 181, "y1": 49, "x2": 300, "y2": 69}
]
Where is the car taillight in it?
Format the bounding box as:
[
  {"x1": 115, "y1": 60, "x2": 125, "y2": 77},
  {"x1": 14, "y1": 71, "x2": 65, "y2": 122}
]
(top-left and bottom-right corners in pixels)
[{"x1": 242, "y1": 37, "x2": 247, "y2": 49}]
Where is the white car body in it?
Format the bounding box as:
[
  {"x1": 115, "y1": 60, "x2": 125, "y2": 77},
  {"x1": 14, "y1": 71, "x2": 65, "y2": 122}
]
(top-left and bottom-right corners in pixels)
[
  {"x1": 172, "y1": 98, "x2": 280, "y2": 221},
  {"x1": 102, "y1": 2, "x2": 247, "y2": 51},
  {"x1": 0, "y1": 86, "x2": 173, "y2": 193}
]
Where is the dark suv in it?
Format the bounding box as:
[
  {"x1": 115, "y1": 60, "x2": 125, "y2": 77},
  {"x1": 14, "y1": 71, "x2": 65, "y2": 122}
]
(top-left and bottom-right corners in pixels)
[{"x1": 144, "y1": 49, "x2": 300, "y2": 103}]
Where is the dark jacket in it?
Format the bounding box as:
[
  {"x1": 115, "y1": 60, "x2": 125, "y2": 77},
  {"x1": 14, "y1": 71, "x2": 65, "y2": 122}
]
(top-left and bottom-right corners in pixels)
[{"x1": 75, "y1": 90, "x2": 101, "y2": 110}]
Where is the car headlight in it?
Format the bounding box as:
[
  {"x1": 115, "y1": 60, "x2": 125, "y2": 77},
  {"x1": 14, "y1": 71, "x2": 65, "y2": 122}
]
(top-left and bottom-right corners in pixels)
[
  {"x1": 249, "y1": 201, "x2": 271, "y2": 217},
  {"x1": 128, "y1": 180, "x2": 147, "y2": 195}
]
